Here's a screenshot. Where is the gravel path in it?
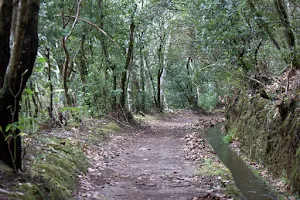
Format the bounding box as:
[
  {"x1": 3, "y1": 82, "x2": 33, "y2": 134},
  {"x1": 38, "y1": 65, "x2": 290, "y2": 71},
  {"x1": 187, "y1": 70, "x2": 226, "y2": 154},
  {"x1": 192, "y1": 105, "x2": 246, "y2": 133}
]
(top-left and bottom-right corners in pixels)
[{"x1": 75, "y1": 110, "x2": 229, "y2": 200}]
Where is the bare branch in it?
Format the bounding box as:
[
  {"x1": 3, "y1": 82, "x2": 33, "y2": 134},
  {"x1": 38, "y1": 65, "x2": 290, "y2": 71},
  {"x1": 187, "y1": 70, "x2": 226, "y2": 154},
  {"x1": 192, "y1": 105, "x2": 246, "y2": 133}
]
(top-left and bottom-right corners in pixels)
[
  {"x1": 288, "y1": 0, "x2": 300, "y2": 8},
  {"x1": 65, "y1": 0, "x2": 82, "y2": 40},
  {"x1": 65, "y1": 15, "x2": 121, "y2": 51}
]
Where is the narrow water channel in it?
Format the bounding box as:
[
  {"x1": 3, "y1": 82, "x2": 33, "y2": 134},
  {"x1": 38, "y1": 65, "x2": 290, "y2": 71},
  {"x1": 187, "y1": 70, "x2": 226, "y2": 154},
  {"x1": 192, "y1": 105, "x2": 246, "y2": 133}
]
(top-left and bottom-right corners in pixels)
[{"x1": 206, "y1": 123, "x2": 278, "y2": 200}]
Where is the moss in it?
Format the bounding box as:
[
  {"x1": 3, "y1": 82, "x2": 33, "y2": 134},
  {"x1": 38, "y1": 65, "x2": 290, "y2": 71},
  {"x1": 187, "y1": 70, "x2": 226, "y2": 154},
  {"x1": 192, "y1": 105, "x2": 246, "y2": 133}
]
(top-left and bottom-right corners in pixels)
[
  {"x1": 10, "y1": 137, "x2": 89, "y2": 200},
  {"x1": 31, "y1": 162, "x2": 73, "y2": 199},
  {"x1": 254, "y1": 96, "x2": 268, "y2": 112},
  {"x1": 89, "y1": 122, "x2": 120, "y2": 143},
  {"x1": 104, "y1": 122, "x2": 120, "y2": 132},
  {"x1": 11, "y1": 183, "x2": 43, "y2": 200},
  {"x1": 226, "y1": 92, "x2": 300, "y2": 195},
  {"x1": 198, "y1": 158, "x2": 242, "y2": 199},
  {"x1": 0, "y1": 161, "x2": 13, "y2": 178}
]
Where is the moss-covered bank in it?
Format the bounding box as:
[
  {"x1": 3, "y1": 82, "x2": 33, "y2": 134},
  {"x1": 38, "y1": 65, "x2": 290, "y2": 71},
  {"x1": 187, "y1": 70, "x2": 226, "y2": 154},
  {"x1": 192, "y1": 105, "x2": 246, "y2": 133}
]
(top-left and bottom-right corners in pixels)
[
  {"x1": 6, "y1": 137, "x2": 90, "y2": 200},
  {"x1": 225, "y1": 92, "x2": 300, "y2": 194},
  {"x1": 0, "y1": 119, "x2": 121, "y2": 200}
]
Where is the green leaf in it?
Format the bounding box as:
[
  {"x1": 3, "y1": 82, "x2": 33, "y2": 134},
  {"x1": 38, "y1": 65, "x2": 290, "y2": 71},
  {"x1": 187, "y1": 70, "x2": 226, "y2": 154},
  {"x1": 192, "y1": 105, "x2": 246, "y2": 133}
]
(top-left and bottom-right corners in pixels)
[
  {"x1": 5, "y1": 124, "x2": 11, "y2": 132},
  {"x1": 24, "y1": 88, "x2": 34, "y2": 95},
  {"x1": 17, "y1": 124, "x2": 24, "y2": 131},
  {"x1": 37, "y1": 57, "x2": 47, "y2": 63},
  {"x1": 18, "y1": 132, "x2": 28, "y2": 137}
]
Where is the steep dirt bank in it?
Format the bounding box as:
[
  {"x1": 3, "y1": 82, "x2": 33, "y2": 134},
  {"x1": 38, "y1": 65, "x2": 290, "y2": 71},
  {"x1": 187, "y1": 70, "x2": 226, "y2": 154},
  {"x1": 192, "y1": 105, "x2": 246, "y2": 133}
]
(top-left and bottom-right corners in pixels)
[
  {"x1": 225, "y1": 92, "x2": 300, "y2": 196},
  {"x1": 75, "y1": 110, "x2": 239, "y2": 200}
]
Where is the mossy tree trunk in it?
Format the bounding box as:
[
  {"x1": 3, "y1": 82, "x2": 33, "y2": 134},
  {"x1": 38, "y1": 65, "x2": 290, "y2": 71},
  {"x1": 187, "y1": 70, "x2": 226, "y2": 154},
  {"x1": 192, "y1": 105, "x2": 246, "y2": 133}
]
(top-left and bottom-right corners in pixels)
[
  {"x1": 0, "y1": 0, "x2": 40, "y2": 170},
  {"x1": 247, "y1": 0, "x2": 281, "y2": 51},
  {"x1": 274, "y1": 0, "x2": 300, "y2": 69}
]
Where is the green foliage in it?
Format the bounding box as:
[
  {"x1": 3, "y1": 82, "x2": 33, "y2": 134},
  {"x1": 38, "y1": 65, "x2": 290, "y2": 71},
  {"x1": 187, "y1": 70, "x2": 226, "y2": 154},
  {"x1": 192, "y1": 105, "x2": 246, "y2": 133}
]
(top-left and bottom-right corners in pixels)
[
  {"x1": 223, "y1": 127, "x2": 237, "y2": 144},
  {"x1": 198, "y1": 87, "x2": 218, "y2": 111},
  {"x1": 23, "y1": 0, "x2": 300, "y2": 130}
]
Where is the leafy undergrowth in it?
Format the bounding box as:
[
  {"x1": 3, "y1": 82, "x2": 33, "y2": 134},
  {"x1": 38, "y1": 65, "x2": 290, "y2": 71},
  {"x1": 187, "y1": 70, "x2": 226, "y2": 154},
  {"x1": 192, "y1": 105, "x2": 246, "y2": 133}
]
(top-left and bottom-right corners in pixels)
[{"x1": 0, "y1": 118, "x2": 120, "y2": 200}]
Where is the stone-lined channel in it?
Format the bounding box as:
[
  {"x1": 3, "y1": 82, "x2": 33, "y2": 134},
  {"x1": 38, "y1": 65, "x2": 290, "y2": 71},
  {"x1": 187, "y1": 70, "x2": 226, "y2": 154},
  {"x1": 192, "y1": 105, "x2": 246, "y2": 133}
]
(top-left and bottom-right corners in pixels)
[{"x1": 206, "y1": 123, "x2": 278, "y2": 200}]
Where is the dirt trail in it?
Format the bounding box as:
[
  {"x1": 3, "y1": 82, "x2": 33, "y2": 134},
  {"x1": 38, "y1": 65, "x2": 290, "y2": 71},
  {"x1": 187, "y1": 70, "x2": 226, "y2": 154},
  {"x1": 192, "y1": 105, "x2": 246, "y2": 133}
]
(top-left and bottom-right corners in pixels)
[{"x1": 75, "y1": 110, "x2": 229, "y2": 200}]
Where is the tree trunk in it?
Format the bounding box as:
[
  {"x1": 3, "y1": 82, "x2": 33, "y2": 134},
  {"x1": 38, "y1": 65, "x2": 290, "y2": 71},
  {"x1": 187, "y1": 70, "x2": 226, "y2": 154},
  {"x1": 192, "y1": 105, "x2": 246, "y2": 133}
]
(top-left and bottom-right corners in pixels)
[
  {"x1": 120, "y1": 4, "x2": 137, "y2": 109},
  {"x1": 186, "y1": 57, "x2": 197, "y2": 106},
  {"x1": 30, "y1": 82, "x2": 39, "y2": 118},
  {"x1": 112, "y1": 68, "x2": 117, "y2": 109},
  {"x1": 145, "y1": 54, "x2": 158, "y2": 107},
  {"x1": 61, "y1": 11, "x2": 73, "y2": 107},
  {"x1": 247, "y1": 0, "x2": 281, "y2": 50},
  {"x1": 274, "y1": 0, "x2": 300, "y2": 68},
  {"x1": 156, "y1": 35, "x2": 166, "y2": 111},
  {"x1": 98, "y1": 0, "x2": 117, "y2": 110},
  {"x1": 0, "y1": 0, "x2": 40, "y2": 170},
  {"x1": 156, "y1": 63, "x2": 164, "y2": 110},
  {"x1": 139, "y1": 33, "x2": 146, "y2": 112},
  {"x1": 45, "y1": 47, "x2": 54, "y2": 125}
]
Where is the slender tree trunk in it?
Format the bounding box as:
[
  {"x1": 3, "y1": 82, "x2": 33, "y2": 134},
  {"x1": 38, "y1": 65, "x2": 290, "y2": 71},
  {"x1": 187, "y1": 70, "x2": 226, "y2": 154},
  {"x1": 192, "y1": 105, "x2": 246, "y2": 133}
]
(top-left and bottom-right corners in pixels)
[
  {"x1": 61, "y1": 12, "x2": 72, "y2": 107},
  {"x1": 145, "y1": 54, "x2": 158, "y2": 107},
  {"x1": 30, "y1": 82, "x2": 39, "y2": 117},
  {"x1": 139, "y1": 33, "x2": 146, "y2": 112},
  {"x1": 112, "y1": 68, "x2": 117, "y2": 109},
  {"x1": 79, "y1": 32, "x2": 88, "y2": 85},
  {"x1": 120, "y1": 4, "x2": 137, "y2": 109},
  {"x1": 125, "y1": 53, "x2": 134, "y2": 107},
  {"x1": 45, "y1": 47, "x2": 54, "y2": 125},
  {"x1": 0, "y1": 0, "x2": 40, "y2": 170},
  {"x1": 156, "y1": 64, "x2": 164, "y2": 110},
  {"x1": 186, "y1": 57, "x2": 196, "y2": 106},
  {"x1": 98, "y1": 0, "x2": 117, "y2": 110},
  {"x1": 139, "y1": 1, "x2": 146, "y2": 111},
  {"x1": 156, "y1": 35, "x2": 166, "y2": 111},
  {"x1": 60, "y1": 0, "x2": 82, "y2": 107},
  {"x1": 139, "y1": 50, "x2": 146, "y2": 111}
]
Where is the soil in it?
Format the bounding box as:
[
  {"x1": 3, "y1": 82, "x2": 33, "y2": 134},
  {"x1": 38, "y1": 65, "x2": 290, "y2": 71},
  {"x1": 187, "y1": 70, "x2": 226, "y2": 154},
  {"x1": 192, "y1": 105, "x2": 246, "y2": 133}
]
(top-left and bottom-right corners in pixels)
[{"x1": 75, "y1": 110, "x2": 231, "y2": 200}]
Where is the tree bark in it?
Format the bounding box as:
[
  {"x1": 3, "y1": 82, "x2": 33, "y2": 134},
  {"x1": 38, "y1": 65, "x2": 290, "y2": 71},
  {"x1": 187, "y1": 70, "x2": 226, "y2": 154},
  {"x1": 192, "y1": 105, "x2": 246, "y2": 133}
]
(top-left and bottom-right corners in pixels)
[
  {"x1": 98, "y1": 0, "x2": 117, "y2": 110},
  {"x1": 0, "y1": 0, "x2": 40, "y2": 170},
  {"x1": 139, "y1": 37, "x2": 146, "y2": 111},
  {"x1": 156, "y1": 32, "x2": 167, "y2": 111},
  {"x1": 120, "y1": 4, "x2": 137, "y2": 109},
  {"x1": 274, "y1": 0, "x2": 300, "y2": 68},
  {"x1": 247, "y1": 0, "x2": 281, "y2": 50},
  {"x1": 45, "y1": 47, "x2": 54, "y2": 125},
  {"x1": 30, "y1": 82, "x2": 38, "y2": 117},
  {"x1": 157, "y1": 50, "x2": 164, "y2": 110},
  {"x1": 61, "y1": 10, "x2": 73, "y2": 107},
  {"x1": 145, "y1": 54, "x2": 158, "y2": 107},
  {"x1": 186, "y1": 57, "x2": 196, "y2": 106}
]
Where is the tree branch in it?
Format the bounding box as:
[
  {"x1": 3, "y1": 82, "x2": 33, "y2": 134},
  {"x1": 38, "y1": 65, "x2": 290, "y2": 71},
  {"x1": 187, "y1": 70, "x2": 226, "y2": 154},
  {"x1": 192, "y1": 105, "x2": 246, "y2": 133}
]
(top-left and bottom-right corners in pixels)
[
  {"x1": 65, "y1": 0, "x2": 82, "y2": 40},
  {"x1": 65, "y1": 15, "x2": 121, "y2": 51}
]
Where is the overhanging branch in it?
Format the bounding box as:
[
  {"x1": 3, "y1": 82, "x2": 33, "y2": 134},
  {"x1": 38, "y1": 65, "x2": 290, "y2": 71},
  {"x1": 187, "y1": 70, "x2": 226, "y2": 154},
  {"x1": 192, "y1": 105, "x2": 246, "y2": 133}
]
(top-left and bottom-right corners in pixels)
[{"x1": 65, "y1": 15, "x2": 121, "y2": 51}]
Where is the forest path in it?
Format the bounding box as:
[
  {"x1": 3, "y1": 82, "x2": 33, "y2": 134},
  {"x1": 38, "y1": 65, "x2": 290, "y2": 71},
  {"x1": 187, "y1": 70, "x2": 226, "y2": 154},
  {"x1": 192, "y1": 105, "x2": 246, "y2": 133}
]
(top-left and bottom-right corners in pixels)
[{"x1": 75, "y1": 110, "x2": 228, "y2": 200}]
